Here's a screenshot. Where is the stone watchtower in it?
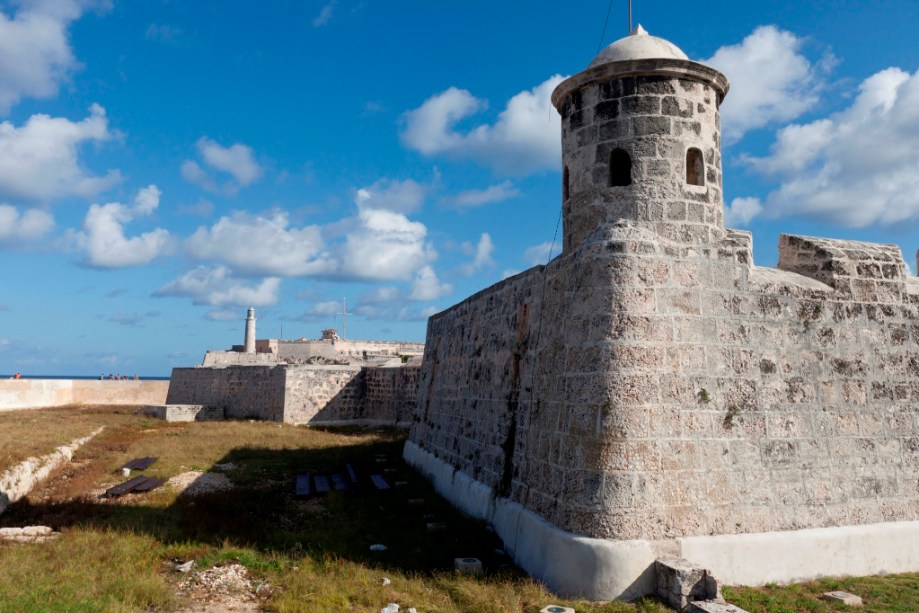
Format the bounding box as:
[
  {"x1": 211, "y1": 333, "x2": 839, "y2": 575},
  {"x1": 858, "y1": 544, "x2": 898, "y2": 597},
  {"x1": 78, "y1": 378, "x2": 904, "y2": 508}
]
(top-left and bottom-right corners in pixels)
[{"x1": 551, "y1": 25, "x2": 729, "y2": 250}]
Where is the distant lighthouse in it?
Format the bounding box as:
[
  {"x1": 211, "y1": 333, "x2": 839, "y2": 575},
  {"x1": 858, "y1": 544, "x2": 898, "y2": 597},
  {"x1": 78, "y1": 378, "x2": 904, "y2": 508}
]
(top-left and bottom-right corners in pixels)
[{"x1": 244, "y1": 307, "x2": 256, "y2": 353}]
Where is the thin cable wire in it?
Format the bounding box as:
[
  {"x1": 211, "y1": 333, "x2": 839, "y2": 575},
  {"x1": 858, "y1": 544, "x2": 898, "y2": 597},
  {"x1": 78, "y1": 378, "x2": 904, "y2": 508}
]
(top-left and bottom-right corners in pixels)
[{"x1": 596, "y1": 0, "x2": 615, "y2": 54}]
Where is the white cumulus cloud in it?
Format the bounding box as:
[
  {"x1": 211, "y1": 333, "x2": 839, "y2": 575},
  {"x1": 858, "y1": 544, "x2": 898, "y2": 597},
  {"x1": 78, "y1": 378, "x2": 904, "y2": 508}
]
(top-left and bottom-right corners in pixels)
[
  {"x1": 724, "y1": 197, "x2": 763, "y2": 227},
  {"x1": 0, "y1": 205, "x2": 54, "y2": 246},
  {"x1": 409, "y1": 265, "x2": 453, "y2": 301},
  {"x1": 341, "y1": 206, "x2": 435, "y2": 281},
  {"x1": 182, "y1": 137, "x2": 262, "y2": 195},
  {"x1": 446, "y1": 181, "x2": 520, "y2": 209},
  {"x1": 523, "y1": 240, "x2": 557, "y2": 266},
  {"x1": 457, "y1": 233, "x2": 495, "y2": 276},
  {"x1": 354, "y1": 178, "x2": 426, "y2": 214},
  {"x1": 742, "y1": 67, "x2": 919, "y2": 227},
  {"x1": 71, "y1": 185, "x2": 172, "y2": 268},
  {"x1": 0, "y1": 104, "x2": 120, "y2": 202},
  {"x1": 155, "y1": 265, "x2": 280, "y2": 307},
  {"x1": 186, "y1": 210, "x2": 331, "y2": 277},
  {"x1": 401, "y1": 75, "x2": 565, "y2": 175},
  {"x1": 706, "y1": 26, "x2": 832, "y2": 144},
  {"x1": 0, "y1": 0, "x2": 90, "y2": 113}
]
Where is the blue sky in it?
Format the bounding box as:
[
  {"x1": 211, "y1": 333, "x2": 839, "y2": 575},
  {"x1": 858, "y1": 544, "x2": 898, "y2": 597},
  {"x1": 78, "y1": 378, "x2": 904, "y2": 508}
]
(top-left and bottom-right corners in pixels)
[{"x1": 1, "y1": 0, "x2": 918, "y2": 376}]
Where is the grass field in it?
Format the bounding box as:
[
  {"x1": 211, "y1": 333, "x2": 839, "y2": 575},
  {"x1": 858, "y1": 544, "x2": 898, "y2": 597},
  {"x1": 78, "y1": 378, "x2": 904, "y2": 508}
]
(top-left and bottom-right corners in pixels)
[{"x1": 0, "y1": 406, "x2": 916, "y2": 612}]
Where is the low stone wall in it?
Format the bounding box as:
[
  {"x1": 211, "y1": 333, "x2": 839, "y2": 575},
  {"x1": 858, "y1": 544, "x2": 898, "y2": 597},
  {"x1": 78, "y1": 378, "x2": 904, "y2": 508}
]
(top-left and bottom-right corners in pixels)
[
  {"x1": 0, "y1": 379, "x2": 169, "y2": 411},
  {"x1": 165, "y1": 363, "x2": 420, "y2": 426},
  {"x1": 1, "y1": 427, "x2": 104, "y2": 514}
]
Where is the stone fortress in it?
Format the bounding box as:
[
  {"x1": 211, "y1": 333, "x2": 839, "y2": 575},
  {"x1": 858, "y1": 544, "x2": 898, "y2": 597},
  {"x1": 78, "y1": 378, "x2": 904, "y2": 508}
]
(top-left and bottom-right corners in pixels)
[
  {"x1": 402, "y1": 25, "x2": 919, "y2": 601},
  {"x1": 158, "y1": 306, "x2": 424, "y2": 425}
]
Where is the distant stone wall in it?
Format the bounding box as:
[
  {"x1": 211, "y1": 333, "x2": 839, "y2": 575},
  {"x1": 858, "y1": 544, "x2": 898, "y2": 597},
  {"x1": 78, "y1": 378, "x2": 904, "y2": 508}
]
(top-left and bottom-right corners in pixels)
[
  {"x1": 201, "y1": 351, "x2": 279, "y2": 366},
  {"x1": 409, "y1": 227, "x2": 919, "y2": 543},
  {"x1": 167, "y1": 366, "x2": 286, "y2": 420},
  {"x1": 276, "y1": 339, "x2": 424, "y2": 362},
  {"x1": 0, "y1": 379, "x2": 169, "y2": 411},
  {"x1": 165, "y1": 363, "x2": 419, "y2": 426},
  {"x1": 282, "y1": 365, "x2": 363, "y2": 423}
]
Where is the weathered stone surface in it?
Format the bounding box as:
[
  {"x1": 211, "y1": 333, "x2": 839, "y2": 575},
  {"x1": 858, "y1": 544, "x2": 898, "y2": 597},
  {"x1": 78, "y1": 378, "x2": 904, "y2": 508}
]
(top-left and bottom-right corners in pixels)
[
  {"x1": 688, "y1": 601, "x2": 750, "y2": 613},
  {"x1": 822, "y1": 591, "x2": 864, "y2": 606},
  {"x1": 407, "y1": 25, "x2": 919, "y2": 576},
  {"x1": 165, "y1": 363, "x2": 419, "y2": 426},
  {"x1": 655, "y1": 558, "x2": 721, "y2": 611}
]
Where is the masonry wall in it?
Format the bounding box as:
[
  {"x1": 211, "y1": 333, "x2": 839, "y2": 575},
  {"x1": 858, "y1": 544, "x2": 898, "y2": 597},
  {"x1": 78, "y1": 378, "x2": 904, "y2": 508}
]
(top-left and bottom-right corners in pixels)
[
  {"x1": 409, "y1": 226, "x2": 919, "y2": 542},
  {"x1": 0, "y1": 379, "x2": 169, "y2": 411},
  {"x1": 166, "y1": 363, "x2": 418, "y2": 426},
  {"x1": 167, "y1": 366, "x2": 286, "y2": 420},
  {"x1": 362, "y1": 364, "x2": 420, "y2": 425},
  {"x1": 281, "y1": 365, "x2": 363, "y2": 423}
]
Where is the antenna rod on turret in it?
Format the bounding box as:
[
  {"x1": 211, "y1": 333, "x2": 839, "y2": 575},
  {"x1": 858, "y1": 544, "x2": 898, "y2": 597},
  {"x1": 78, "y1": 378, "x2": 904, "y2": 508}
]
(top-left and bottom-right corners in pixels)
[
  {"x1": 628, "y1": 0, "x2": 633, "y2": 33},
  {"x1": 342, "y1": 297, "x2": 347, "y2": 339}
]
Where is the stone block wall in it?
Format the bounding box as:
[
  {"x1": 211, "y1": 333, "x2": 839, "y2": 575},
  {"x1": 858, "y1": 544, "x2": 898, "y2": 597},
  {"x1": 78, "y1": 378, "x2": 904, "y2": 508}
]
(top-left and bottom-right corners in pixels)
[
  {"x1": 408, "y1": 225, "x2": 919, "y2": 542},
  {"x1": 166, "y1": 363, "x2": 419, "y2": 426},
  {"x1": 282, "y1": 365, "x2": 363, "y2": 423},
  {"x1": 167, "y1": 366, "x2": 286, "y2": 420},
  {"x1": 363, "y1": 364, "x2": 420, "y2": 425}
]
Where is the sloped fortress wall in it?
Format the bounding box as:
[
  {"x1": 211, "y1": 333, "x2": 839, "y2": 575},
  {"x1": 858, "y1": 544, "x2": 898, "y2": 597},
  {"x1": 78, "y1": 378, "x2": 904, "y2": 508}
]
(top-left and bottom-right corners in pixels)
[{"x1": 405, "y1": 26, "x2": 919, "y2": 601}]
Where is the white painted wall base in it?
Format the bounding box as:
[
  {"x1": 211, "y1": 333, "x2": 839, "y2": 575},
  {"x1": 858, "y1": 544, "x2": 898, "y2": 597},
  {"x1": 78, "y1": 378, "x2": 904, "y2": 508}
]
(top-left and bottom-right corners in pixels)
[{"x1": 404, "y1": 441, "x2": 919, "y2": 601}]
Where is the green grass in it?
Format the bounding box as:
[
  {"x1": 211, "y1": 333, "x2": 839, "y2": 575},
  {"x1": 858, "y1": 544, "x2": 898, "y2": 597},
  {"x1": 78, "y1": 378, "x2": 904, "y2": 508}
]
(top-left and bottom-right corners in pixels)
[
  {"x1": 0, "y1": 406, "x2": 917, "y2": 612},
  {"x1": 725, "y1": 573, "x2": 919, "y2": 613}
]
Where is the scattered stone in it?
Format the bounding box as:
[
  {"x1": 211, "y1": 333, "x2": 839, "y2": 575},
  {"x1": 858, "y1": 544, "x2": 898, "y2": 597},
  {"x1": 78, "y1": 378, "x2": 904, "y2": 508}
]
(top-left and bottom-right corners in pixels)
[
  {"x1": 382, "y1": 577, "x2": 391, "y2": 586},
  {"x1": 168, "y1": 471, "x2": 233, "y2": 496},
  {"x1": 822, "y1": 591, "x2": 863, "y2": 606},
  {"x1": 369, "y1": 543, "x2": 388, "y2": 552},
  {"x1": 178, "y1": 563, "x2": 258, "y2": 602},
  {"x1": 655, "y1": 558, "x2": 721, "y2": 611},
  {"x1": 0, "y1": 526, "x2": 59, "y2": 543},
  {"x1": 454, "y1": 557, "x2": 483, "y2": 575},
  {"x1": 540, "y1": 606, "x2": 574, "y2": 613},
  {"x1": 688, "y1": 601, "x2": 750, "y2": 613},
  {"x1": 176, "y1": 560, "x2": 196, "y2": 573},
  {"x1": 380, "y1": 604, "x2": 399, "y2": 613}
]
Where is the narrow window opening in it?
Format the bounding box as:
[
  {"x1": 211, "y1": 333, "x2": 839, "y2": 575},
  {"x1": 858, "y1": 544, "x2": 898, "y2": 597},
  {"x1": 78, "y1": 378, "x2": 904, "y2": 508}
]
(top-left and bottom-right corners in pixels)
[
  {"x1": 686, "y1": 148, "x2": 705, "y2": 186},
  {"x1": 609, "y1": 148, "x2": 631, "y2": 187},
  {"x1": 562, "y1": 166, "x2": 570, "y2": 200}
]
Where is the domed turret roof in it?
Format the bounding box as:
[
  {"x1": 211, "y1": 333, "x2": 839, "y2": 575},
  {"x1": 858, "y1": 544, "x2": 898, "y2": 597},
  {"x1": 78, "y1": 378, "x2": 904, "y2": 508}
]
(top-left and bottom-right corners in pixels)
[{"x1": 589, "y1": 24, "x2": 688, "y2": 67}]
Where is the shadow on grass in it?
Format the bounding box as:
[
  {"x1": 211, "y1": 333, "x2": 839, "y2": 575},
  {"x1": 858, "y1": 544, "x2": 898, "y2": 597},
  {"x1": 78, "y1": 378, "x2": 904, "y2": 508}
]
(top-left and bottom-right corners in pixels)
[{"x1": 2, "y1": 430, "x2": 513, "y2": 579}]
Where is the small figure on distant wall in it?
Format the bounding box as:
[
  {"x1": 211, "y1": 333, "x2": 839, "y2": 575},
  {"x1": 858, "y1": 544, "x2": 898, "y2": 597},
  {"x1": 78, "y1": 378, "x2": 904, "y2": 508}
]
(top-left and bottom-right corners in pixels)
[{"x1": 12, "y1": 372, "x2": 21, "y2": 379}]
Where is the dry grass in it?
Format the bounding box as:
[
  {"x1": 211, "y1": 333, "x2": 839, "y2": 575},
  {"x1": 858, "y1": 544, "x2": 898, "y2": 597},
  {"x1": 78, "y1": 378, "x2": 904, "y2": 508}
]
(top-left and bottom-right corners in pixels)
[
  {"x1": 0, "y1": 406, "x2": 916, "y2": 612},
  {"x1": 0, "y1": 405, "x2": 141, "y2": 468}
]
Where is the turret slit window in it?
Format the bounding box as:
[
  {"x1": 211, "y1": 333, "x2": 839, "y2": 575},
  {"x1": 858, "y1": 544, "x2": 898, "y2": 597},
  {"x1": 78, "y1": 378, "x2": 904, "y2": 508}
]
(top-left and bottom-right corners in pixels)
[
  {"x1": 609, "y1": 148, "x2": 631, "y2": 187},
  {"x1": 686, "y1": 148, "x2": 705, "y2": 186},
  {"x1": 563, "y1": 166, "x2": 570, "y2": 200}
]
